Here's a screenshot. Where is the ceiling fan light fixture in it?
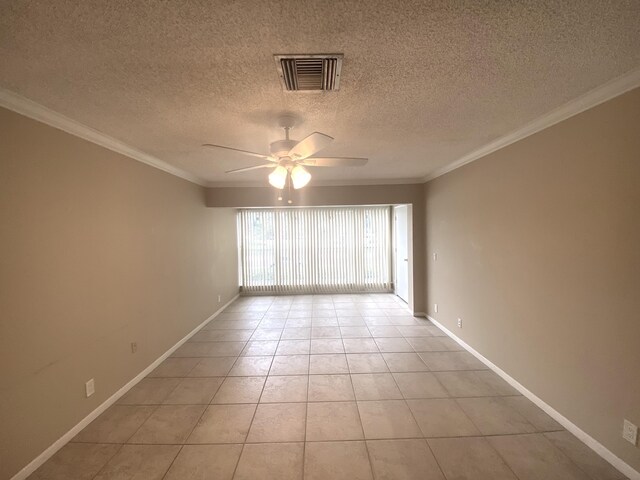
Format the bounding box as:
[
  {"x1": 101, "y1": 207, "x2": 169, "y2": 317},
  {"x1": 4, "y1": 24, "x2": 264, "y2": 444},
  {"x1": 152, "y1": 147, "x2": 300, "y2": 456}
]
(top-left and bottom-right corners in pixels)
[
  {"x1": 268, "y1": 165, "x2": 288, "y2": 189},
  {"x1": 291, "y1": 165, "x2": 311, "y2": 189}
]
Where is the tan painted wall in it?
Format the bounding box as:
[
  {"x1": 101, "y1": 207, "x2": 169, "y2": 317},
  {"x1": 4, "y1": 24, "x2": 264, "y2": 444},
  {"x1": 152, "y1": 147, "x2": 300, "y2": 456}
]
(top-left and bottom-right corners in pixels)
[
  {"x1": 206, "y1": 184, "x2": 426, "y2": 312},
  {"x1": 0, "y1": 108, "x2": 239, "y2": 479},
  {"x1": 425, "y1": 88, "x2": 640, "y2": 471}
]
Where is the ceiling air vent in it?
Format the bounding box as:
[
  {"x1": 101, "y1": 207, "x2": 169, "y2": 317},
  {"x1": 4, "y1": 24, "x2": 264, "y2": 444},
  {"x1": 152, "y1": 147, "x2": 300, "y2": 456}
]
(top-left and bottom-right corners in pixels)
[{"x1": 274, "y1": 54, "x2": 343, "y2": 92}]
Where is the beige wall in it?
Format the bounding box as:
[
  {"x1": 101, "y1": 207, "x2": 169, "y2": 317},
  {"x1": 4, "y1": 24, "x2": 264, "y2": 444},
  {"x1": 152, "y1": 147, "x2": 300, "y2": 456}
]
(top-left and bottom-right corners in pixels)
[
  {"x1": 425, "y1": 88, "x2": 640, "y2": 471},
  {"x1": 206, "y1": 184, "x2": 426, "y2": 312},
  {"x1": 0, "y1": 108, "x2": 239, "y2": 479}
]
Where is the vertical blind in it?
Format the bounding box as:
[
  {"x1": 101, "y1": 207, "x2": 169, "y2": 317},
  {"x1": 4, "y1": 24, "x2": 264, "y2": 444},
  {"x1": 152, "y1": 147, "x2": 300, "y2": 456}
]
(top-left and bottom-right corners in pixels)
[{"x1": 238, "y1": 206, "x2": 392, "y2": 294}]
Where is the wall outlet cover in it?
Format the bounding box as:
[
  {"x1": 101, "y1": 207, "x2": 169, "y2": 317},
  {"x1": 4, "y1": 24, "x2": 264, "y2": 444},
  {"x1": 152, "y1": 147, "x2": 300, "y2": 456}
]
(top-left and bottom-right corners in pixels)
[
  {"x1": 623, "y1": 419, "x2": 638, "y2": 445},
  {"x1": 217, "y1": 294, "x2": 222, "y2": 303},
  {"x1": 131, "y1": 342, "x2": 137, "y2": 353},
  {"x1": 85, "y1": 379, "x2": 95, "y2": 398},
  {"x1": 434, "y1": 304, "x2": 438, "y2": 313},
  {"x1": 457, "y1": 318, "x2": 463, "y2": 328}
]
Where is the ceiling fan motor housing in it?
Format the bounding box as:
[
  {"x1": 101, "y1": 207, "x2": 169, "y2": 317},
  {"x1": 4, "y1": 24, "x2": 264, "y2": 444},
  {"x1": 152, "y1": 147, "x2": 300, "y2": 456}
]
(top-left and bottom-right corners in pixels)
[{"x1": 270, "y1": 139, "x2": 298, "y2": 157}]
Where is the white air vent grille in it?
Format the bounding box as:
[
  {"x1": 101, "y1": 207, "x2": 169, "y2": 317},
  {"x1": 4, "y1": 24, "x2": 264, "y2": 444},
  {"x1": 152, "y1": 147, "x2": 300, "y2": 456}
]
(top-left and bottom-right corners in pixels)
[{"x1": 275, "y1": 54, "x2": 343, "y2": 91}]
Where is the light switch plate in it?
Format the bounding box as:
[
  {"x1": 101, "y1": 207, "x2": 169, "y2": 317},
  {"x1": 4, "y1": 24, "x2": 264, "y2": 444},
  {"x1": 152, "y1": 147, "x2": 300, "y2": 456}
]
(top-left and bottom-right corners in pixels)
[
  {"x1": 85, "y1": 379, "x2": 95, "y2": 398},
  {"x1": 623, "y1": 419, "x2": 638, "y2": 445}
]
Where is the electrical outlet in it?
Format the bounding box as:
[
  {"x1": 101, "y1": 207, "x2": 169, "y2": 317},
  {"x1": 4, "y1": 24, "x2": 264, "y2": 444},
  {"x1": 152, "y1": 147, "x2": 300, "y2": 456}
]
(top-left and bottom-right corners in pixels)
[
  {"x1": 85, "y1": 379, "x2": 95, "y2": 398},
  {"x1": 623, "y1": 419, "x2": 638, "y2": 445},
  {"x1": 131, "y1": 342, "x2": 137, "y2": 354},
  {"x1": 433, "y1": 252, "x2": 437, "y2": 261},
  {"x1": 457, "y1": 318, "x2": 463, "y2": 328},
  {"x1": 434, "y1": 304, "x2": 438, "y2": 313},
  {"x1": 217, "y1": 294, "x2": 221, "y2": 303}
]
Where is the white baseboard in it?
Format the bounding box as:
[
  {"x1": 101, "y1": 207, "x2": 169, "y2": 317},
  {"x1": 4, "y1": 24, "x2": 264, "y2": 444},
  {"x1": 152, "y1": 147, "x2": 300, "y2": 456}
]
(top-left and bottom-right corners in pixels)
[
  {"x1": 426, "y1": 315, "x2": 640, "y2": 480},
  {"x1": 10, "y1": 294, "x2": 239, "y2": 480}
]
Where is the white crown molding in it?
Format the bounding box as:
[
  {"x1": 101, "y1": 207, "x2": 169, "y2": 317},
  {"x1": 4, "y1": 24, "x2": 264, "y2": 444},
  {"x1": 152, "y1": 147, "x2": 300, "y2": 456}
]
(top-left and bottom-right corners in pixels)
[
  {"x1": 0, "y1": 88, "x2": 206, "y2": 186},
  {"x1": 425, "y1": 314, "x2": 640, "y2": 480},
  {"x1": 423, "y1": 67, "x2": 640, "y2": 182},
  {"x1": 9, "y1": 293, "x2": 239, "y2": 480},
  {"x1": 206, "y1": 177, "x2": 424, "y2": 188}
]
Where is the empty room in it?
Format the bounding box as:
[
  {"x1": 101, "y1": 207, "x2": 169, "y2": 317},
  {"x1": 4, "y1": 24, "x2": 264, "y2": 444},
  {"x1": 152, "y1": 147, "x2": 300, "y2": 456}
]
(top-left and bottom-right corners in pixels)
[{"x1": 1, "y1": 1, "x2": 639, "y2": 479}]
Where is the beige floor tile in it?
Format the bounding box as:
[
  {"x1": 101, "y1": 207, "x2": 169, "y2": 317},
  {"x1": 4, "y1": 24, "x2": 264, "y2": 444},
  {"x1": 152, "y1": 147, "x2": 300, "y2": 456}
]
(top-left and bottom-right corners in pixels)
[
  {"x1": 418, "y1": 351, "x2": 487, "y2": 371},
  {"x1": 128, "y1": 405, "x2": 206, "y2": 444},
  {"x1": 374, "y1": 337, "x2": 415, "y2": 352},
  {"x1": 117, "y1": 378, "x2": 181, "y2": 405},
  {"x1": 304, "y1": 441, "x2": 373, "y2": 480},
  {"x1": 269, "y1": 355, "x2": 310, "y2": 375},
  {"x1": 337, "y1": 316, "x2": 366, "y2": 325},
  {"x1": 343, "y1": 338, "x2": 379, "y2": 353},
  {"x1": 228, "y1": 356, "x2": 273, "y2": 376},
  {"x1": 241, "y1": 340, "x2": 279, "y2": 356},
  {"x1": 311, "y1": 317, "x2": 339, "y2": 326},
  {"x1": 309, "y1": 353, "x2": 350, "y2": 374},
  {"x1": 428, "y1": 437, "x2": 517, "y2": 479},
  {"x1": 172, "y1": 341, "x2": 245, "y2": 357},
  {"x1": 28, "y1": 443, "x2": 121, "y2": 480},
  {"x1": 545, "y1": 431, "x2": 627, "y2": 480},
  {"x1": 148, "y1": 358, "x2": 200, "y2": 377},
  {"x1": 489, "y1": 434, "x2": 591, "y2": 480},
  {"x1": 396, "y1": 326, "x2": 433, "y2": 337},
  {"x1": 393, "y1": 372, "x2": 448, "y2": 399},
  {"x1": 367, "y1": 439, "x2": 445, "y2": 480},
  {"x1": 503, "y1": 396, "x2": 563, "y2": 431},
  {"x1": 261, "y1": 375, "x2": 308, "y2": 402},
  {"x1": 281, "y1": 327, "x2": 311, "y2": 340},
  {"x1": 367, "y1": 325, "x2": 403, "y2": 337},
  {"x1": 311, "y1": 326, "x2": 341, "y2": 338},
  {"x1": 251, "y1": 328, "x2": 283, "y2": 340},
  {"x1": 190, "y1": 329, "x2": 253, "y2": 342},
  {"x1": 306, "y1": 401, "x2": 364, "y2": 441},
  {"x1": 72, "y1": 405, "x2": 156, "y2": 443},
  {"x1": 246, "y1": 403, "x2": 306, "y2": 442},
  {"x1": 260, "y1": 318, "x2": 287, "y2": 328},
  {"x1": 406, "y1": 398, "x2": 480, "y2": 437},
  {"x1": 457, "y1": 397, "x2": 536, "y2": 435},
  {"x1": 346, "y1": 353, "x2": 390, "y2": 373},
  {"x1": 163, "y1": 377, "x2": 224, "y2": 404},
  {"x1": 286, "y1": 318, "x2": 313, "y2": 328},
  {"x1": 93, "y1": 444, "x2": 180, "y2": 480},
  {"x1": 406, "y1": 337, "x2": 460, "y2": 352},
  {"x1": 351, "y1": 373, "x2": 403, "y2": 400},
  {"x1": 211, "y1": 376, "x2": 265, "y2": 404},
  {"x1": 188, "y1": 357, "x2": 236, "y2": 377},
  {"x1": 235, "y1": 443, "x2": 303, "y2": 480},
  {"x1": 382, "y1": 352, "x2": 430, "y2": 372},
  {"x1": 308, "y1": 374, "x2": 355, "y2": 401},
  {"x1": 340, "y1": 326, "x2": 372, "y2": 338},
  {"x1": 434, "y1": 371, "x2": 496, "y2": 397},
  {"x1": 357, "y1": 400, "x2": 422, "y2": 439},
  {"x1": 473, "y1": 370, "x2": 520, "y2": 395},
  {"x1": 187, "y1": 404, "x2": 256, "y2": 443},
  {"x1": 163, "y1": 444, "x2": 242, "y2": 480},
  {"x1": 310, "y1": 339, "x2": 345, "y2": 354},
  {"x1": 276, "y1": 340, "x2": 311, "y2": 355}
]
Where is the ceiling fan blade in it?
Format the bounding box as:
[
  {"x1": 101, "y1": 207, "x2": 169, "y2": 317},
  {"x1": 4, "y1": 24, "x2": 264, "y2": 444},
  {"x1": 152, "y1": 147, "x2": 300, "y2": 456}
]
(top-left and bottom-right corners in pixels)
[
  {"x1": 225, "y1": 163, "x2": 275, "y2": 174},
  {"x1": 288, "y1": 132, "x2": 333, "y2": 160},
  {"x1": 299, "y1": 157, "x2": 368, "y2": 167},
  {"x1": 203, "y1": 143, "x2": 274, "y2": 161}
]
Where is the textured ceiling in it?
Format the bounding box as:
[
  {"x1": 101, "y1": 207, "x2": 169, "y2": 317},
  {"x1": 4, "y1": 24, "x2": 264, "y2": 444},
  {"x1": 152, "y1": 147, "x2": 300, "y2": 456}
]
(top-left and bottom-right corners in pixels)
[{"x1": 1, "y1": 1, "x2": 639, "y2": 185}]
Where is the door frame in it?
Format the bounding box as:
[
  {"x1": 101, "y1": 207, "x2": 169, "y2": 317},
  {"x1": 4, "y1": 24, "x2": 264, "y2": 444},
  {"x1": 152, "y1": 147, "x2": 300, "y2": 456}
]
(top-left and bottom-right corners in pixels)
[{"x1": 393, "y1": 204, "x2": 414, "y2": 310}]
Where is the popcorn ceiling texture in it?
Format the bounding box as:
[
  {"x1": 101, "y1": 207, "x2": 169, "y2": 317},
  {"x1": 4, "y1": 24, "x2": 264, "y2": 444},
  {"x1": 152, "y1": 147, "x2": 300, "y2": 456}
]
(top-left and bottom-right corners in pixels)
[{"x1": 1, "y1": 0, "x2": 639, "y2": 184}]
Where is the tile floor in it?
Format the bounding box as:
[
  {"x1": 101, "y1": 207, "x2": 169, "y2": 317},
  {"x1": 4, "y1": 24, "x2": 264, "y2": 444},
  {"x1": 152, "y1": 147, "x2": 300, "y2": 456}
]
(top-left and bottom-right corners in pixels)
[{"x1": 28, "y1": 294, "x2": 628, "y2": 480}]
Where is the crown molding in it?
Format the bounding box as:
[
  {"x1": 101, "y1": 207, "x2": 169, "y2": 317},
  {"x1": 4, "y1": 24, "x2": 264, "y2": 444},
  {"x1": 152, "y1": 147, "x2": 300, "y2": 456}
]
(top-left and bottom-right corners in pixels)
[
  {"x1": 205, "y1": 177, "x2": 424, "y2": 188},
  {"x1": 423, "y1": 67, "x2": 640, "y2": 182},
  {"x1": 0, "y1": 88, "x2": 206, "y2": 186}
]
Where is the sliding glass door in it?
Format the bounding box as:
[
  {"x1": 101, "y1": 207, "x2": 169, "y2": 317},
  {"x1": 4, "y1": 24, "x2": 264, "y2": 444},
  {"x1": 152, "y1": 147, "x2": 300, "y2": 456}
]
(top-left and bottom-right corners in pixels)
[{"x1": 238, "y1": 206, "x2": 391, "y2": 294}]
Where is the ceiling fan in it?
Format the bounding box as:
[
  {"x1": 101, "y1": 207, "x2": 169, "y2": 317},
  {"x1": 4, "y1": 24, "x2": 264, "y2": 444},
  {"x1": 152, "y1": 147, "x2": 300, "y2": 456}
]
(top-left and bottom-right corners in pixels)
[{"x1": 203, "y1": 125, "x2": 368, "y2": 190}]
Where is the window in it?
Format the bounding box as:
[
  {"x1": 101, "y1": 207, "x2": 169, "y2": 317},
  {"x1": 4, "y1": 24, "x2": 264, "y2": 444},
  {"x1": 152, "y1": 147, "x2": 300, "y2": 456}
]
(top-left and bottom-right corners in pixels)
[{"x1": 238, "y1": 206, "x2": 391, "y2": 293}]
